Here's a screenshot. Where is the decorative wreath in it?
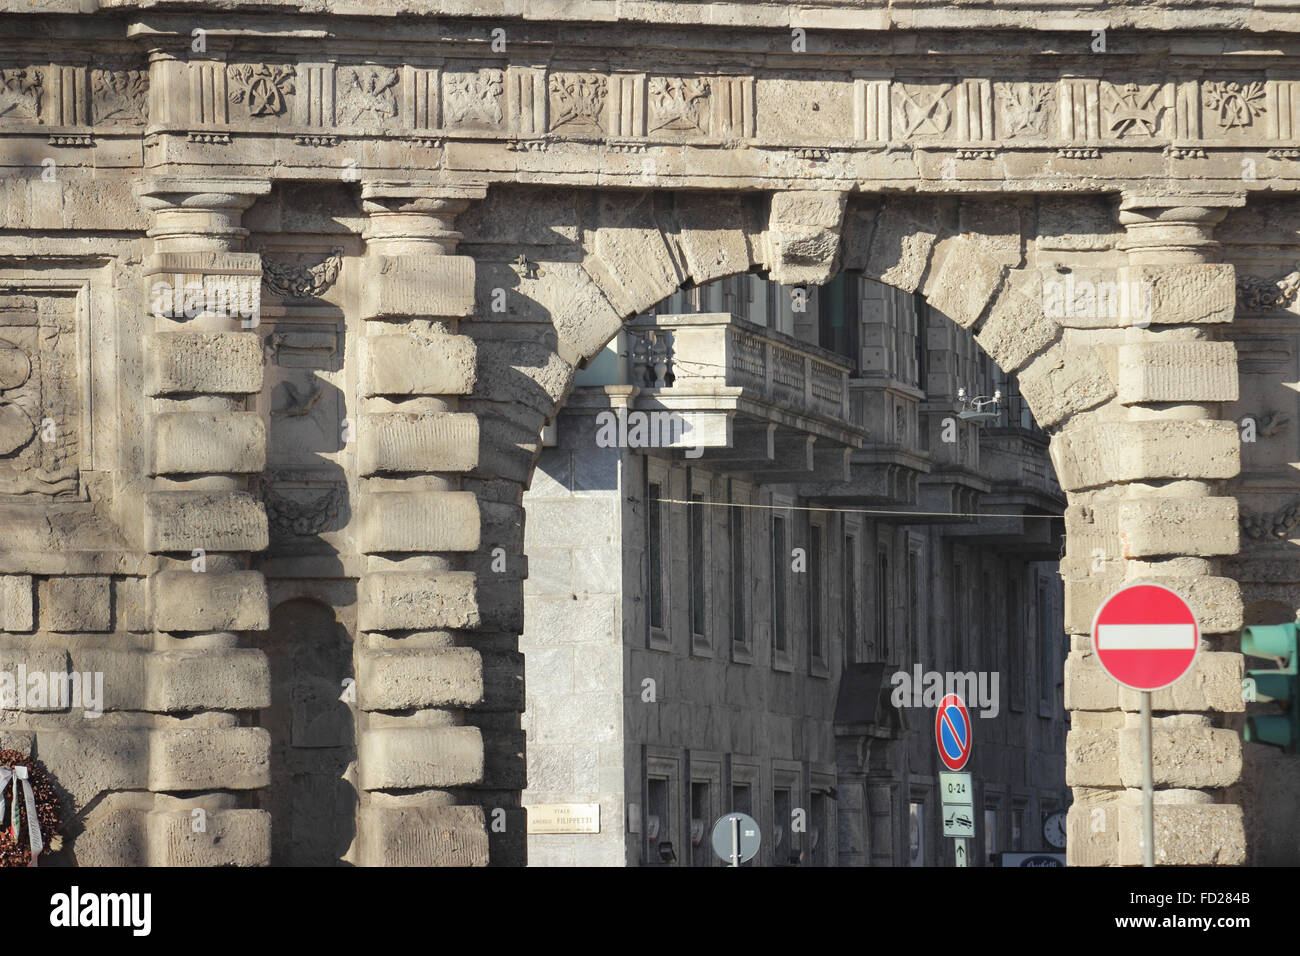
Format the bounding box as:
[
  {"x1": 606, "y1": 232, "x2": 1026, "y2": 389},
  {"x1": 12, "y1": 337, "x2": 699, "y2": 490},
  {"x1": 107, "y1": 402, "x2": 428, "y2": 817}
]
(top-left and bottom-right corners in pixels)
[{"x1": 0, "y1": 750, "x2": 61, "y2": 867}]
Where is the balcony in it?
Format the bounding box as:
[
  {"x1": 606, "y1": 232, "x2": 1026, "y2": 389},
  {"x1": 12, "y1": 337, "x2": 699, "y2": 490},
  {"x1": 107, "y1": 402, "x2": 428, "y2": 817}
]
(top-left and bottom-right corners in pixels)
[{"x1": 624, "y1": 312, "x2": 867, "y2": 483}]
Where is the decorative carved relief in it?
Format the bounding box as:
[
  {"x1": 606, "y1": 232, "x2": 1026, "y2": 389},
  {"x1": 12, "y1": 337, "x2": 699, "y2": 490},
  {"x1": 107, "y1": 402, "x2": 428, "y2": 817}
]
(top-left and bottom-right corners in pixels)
[
  {"x1": 228, "y1": 64, "x2": 296, "y2": 117},
  {"x1": 260, "y1": 480, "x2": 345, "y2": 538},
  {"x1": 1240, "y1": 499, "x2": 1300, "y2": 541},
  {"x1": 997, "y1": 82, "x2": 1051, "y2": 138},
  {"x1": 337, "y1": 67, "x2": 399, "y2": 128},
  {"x1": 648, "y1": 77, "x2": 710, "y2": 134},
  {"x1": 1203, "y1": 80, "x2": 1266, "y2": 131},
  {"x1": 1236, "y1": 265, "x2": 1300, "y2": 313},
  {"x1": 1254, "y1": 410, "x2": 1290, "y2": 438},
  {"x1": 1101, "y1": 82, "x2": 1165, "y2": 137},
  {"x1": 260, "y1": 247, "x2": 345, "y2": 300},
  {"x1": 444, "y1": 69, "x2": 504, "y2": 127},
  {"x1": 92, "y1": 69, "x2": 147, "y2": 125},
  {"x1": 549, "y1": 72, "x2": 607, "y2": 131},
  {"x1": 894, "y1": 83, "x2": 952, "y2": 138},
  {"x1": 0, "y1": 69, "x2": 42, "y2": 123}
]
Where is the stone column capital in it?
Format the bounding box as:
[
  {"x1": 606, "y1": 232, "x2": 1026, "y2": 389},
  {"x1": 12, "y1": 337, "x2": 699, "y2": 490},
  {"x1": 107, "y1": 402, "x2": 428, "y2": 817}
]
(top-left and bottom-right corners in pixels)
[
  {"x1": 1117, "y1": 193, "x2": 1246, "y2": 263},
  {"x1": 135, "y1": 178, "x2": 272, "y2": 251},
  {"x1": 361, "y1": 181, "x2": 488, "y2": 255}
]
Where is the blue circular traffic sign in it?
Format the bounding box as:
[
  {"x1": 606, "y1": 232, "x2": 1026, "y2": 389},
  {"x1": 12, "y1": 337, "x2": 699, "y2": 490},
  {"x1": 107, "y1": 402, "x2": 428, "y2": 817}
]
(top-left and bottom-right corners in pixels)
[{"x1": 935, "y1": 693, "x2": 972, "y2": 771}]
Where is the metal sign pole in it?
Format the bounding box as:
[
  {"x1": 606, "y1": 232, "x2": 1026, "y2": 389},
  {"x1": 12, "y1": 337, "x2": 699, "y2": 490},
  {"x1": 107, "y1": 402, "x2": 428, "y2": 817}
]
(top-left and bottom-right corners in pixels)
[
  {"x1": 1141, "y1": 690, "x2": 1154, "y2": 867},
  {"x1": 731, "y1": 815, "x2": 740, "y2": 867}
]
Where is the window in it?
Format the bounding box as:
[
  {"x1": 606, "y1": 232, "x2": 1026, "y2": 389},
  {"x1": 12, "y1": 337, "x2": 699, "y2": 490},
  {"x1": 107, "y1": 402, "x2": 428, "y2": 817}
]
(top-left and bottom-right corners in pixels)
[
  {"x1": 877, "y1": 548, "x2": 890, "y2": 661},
  {"x1": 773, "y1": 787, "x2": 793, "y2": 865},
  {"x1": 952, "y1": 560, "x2": 966, "y2": 671},
  {"x1": 647, "y1": 482, "x2": 664, "y2": 632},
  {"x1": 730, "y1": 503, "x2": 747, "y2": 652},
  {"x1": 907, "y1": 547, "x2": 921, "y2": 662},
  {"x1": 647, "y1": 776, "x2": 672, "y2": 865},
  {"x1": 908, "y1": 801, "x2": 926, "y2": 867},
  {"x1": 690, "y1": 781, "x2": 711, "y2": 868},
  {"x1": 1038, "y1": 579, "x2": 1055, "y2": 713},
  {"x1": 810, "y1": 790, "x2": 830, "y2": 866},
  {"x1": 772, "y1": 515, "x2": 788, "y2": 655},
  {"x1": 984, "y1": 808, "x2": 999, "y2": 864},
  {"x1": 689, "y1": 492, "x2": 706, "y2": 640},
  {"x1": 1012, "y1": 805, "x2": 1025, "y2": 851},
  {"x1": 809, "y1": 523, "x2": 825, "y2": 668},
  {"x1": 1008, "y1": 575, "x2": 1025, "y2": 713},
  {"x1": 914, "y1": 292, "x2": 929, "y2": 391},
  {"x1": 843, "y1": 533, "x2": 858, "y2": 668}
]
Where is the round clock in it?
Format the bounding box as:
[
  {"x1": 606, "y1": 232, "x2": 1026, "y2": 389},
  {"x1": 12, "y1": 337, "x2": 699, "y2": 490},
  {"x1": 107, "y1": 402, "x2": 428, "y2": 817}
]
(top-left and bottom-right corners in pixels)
[{"x1": 1043, "y1": 810, "x2": 1067, "y2": 849}]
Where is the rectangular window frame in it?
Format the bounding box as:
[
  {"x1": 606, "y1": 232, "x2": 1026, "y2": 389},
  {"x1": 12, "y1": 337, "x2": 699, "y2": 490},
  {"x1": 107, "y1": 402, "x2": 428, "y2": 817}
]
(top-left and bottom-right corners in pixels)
[
  {"x1": 645, "y1": 460, "x2": 672, "y2": 652},
  {"x1": 729, "y1": 484, "x2": 752, "y2": 664},
  {"x1": 771, "y1": 502, "x2": 793, "y2": 672},
  {"x1": 808, "y1": 519, "x2": 829, "y2": 677}
]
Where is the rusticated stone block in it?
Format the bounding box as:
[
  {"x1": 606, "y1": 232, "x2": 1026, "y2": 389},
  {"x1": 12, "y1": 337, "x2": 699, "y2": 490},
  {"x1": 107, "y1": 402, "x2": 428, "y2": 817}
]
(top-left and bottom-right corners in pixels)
[
  {"x1": 1119, "y1": 724, "x2": 1241, "y2": 788},
  {"x1": 766, "y1": 190, "x2": 848, "y2": 286},
  {"x1": 40, "y1": 575, "x2": 111, "y2": 632},
  {"x1": 1016, "y1": 342, "x2": 1116, "y2": 428},
  {"x1": 36, "y1": 728, "x2": 150, "y2": 804},
  {"x1": 0, "y1": 647, "x2": 69, "y2": 711},
  {"x1": 151, "y1": 412, "x2": 266, "y2": 475},
  {"x1": 864, "y1": 200, "x2": 937, "y2": 291},
  {"x1": 146, "y1": 332, "x2": 263, "y2": 395},
  {"x1": 146, "y1": 649, "x2": 271, "y2": 712},
  {"x1": 71, "y1": 648, "x2": 143, "y2": 711},
  {"x1": 1064, "y1": 574, "x2": 1241, "y2": 635},
  {"x1": 148, "y1": 728, "x2": 270, "y2": 791},
  {"x1": 361, "y1": 333, "x2": 476, "y2": 396},
  {"x1": 675, "y1": 193, "x2": 752, "y2": 286},
  {"x1": 357, "y1": 804, "x2": 488, "y2": 866},
  {"x1": 1117, "y1": 497, "x2": 1239, "y2": 557},
  {"x1": 356, "y1": 647, "x2": 484, "y2": 710},
  {"x1": 361, "y1": 254, "x2": 475, "y2": 319},
  {"x1": 975, "y1": 272, "x2": 1060, "y2": 372},
  {"x1": 1064, "y1": 649, "x2": 1120, "y2": 711},
  {"x1": 1117, "y1": 340, "x2": 1238, "y2": 404},
  {"x1": 70, "y1": 807, "x2": 148, "y2": 867},
  {"x1": 1119, "y1": 652, "x2": 1244, "y2": 713},
  {"x1": 150, "y1": 570, "x2": 269, "y2": 632},
  {"x1": 1050, "y1": 420, "x2": 1239, "y2": 491},
  {"x1": 1066, "y1": 788, "x2": 1121, "y2": 866},
  {"x1": 922, "y1": 236, "x2": 1005, "y2": 328},
  {"x1": 357, "y1": 726, "x2": 484, "y2": 789},
  {"x1": 584, "y1": 192, "x2": 684, "y2": 317},
  {"x1": 1117, "y1": 802, "x2": 1245, "y2": 866},
  {"x1": 144, "y1": 491, "x2": 269, "y2": 553},
  {"x1": 142, "y1": 251, "x2": 262, "y2": 277},
  {"x1": 147, "y1": 808, "x2": 270, "y2": 866},
  {"x1": 1066, "y1": 728, "x2": 1120, "y2": 787},
  {"x1": 357, "y1": 490, "x2": 480, "y2": 554},
  {"x1": 1119, "y1": 263, "x2": 1236, "y2": 326},
  {"x1": 0, "y1": 574, "x2": 33, "y2": 631},
  {"x1": 357, "y1": 412, "x2": 479, "y2": 475},
  {"x1": 358, "y1": 571, "x2": 479, "y2": 631}
]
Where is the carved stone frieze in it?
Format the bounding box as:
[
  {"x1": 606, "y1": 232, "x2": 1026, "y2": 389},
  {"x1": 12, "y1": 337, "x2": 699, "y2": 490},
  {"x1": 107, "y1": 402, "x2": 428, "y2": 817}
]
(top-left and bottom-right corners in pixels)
[
  {"x1": 0, "y1": 69, "x2": 42, "y2": 123},
  {"x1": 228, "y1": 63, "x2": 296, "y2": 117},
  {"x1": 996, "y1": 82, "x2": 1051, "y2": 139},
  {"x1": 1203, "y1": 80, "x2": 1266, "y2": 131},
  {"x1": 894, "y1": 82, "x2": 952, "y2": 138},
  {"x1": 1102, "y1": 82, "x2": 1166, "y2": 138},
  {"x1": 549, "y1": 72, "x2": 607, "y2": 132},
  {"x1": 92, "y1": 69, "x2": 148, "y2": 125},
  {"x1": 444, "y1": 69, "x2": 504, "y2": 128},
  {"x1": 647, "y1": 76, "x2": 710, "y2": 134},
  {"x1": 338, "y1": 67, "x2": 399, "y2": 129}
]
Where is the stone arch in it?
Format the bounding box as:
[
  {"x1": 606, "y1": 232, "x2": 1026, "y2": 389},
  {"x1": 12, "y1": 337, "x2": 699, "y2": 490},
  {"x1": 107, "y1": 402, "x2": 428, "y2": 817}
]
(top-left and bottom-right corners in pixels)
[{"x1": 462, "y1": 184, "x2": 1247, "y2": 866}]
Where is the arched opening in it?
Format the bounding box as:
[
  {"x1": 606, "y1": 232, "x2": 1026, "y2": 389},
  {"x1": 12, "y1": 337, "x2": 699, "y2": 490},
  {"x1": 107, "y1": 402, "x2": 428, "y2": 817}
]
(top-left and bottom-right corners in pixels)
[{"x1": 517, "y1": 259, "x2": 1068, "y2": 866}]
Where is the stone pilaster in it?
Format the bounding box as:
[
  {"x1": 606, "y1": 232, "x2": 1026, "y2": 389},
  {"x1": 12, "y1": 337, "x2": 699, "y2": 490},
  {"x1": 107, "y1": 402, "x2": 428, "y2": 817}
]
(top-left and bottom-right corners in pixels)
[
  {"x1": 354, "y1": 182, "x2": 493, "y2": 866},
  {"x1": 133, "y1": 178, "x2": 274, "y2": 866},
  {"x1": 1062, "y1": 195, "x2": 1248, "y2": 866}
]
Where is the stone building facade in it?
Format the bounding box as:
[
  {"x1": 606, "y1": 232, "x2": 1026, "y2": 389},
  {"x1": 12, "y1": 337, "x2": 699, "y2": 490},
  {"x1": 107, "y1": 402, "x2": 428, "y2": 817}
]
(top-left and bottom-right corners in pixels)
[
  {"x1": 521, "y1": 274, "x2": 1070, "y2": 866},
  {"x1": 0, "y1": 0, "x2": 1296, "y2": 866}
]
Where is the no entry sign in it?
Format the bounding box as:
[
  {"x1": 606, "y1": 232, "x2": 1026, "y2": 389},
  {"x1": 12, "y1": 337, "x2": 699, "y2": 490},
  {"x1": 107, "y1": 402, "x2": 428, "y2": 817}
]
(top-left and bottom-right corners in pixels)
[
  {"x1": 935, "y1": 694, "x2": 972, "y2": 771},
  {"x1": 1092, "y1": 582, "x2": 1200, "y2": 691}
]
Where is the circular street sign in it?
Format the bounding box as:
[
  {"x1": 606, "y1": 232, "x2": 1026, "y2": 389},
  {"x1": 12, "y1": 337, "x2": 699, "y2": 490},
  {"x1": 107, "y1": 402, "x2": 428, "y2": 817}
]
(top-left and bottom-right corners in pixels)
[
  {"x1": 1091, "y1": 581, "x2": 1200, "y2": 692},
  {"x1": 710, "y1": 812, "x2": 761, "y2": 864},
  {"x1": 935, "y1": 694, "x2": 972, "y2": 771}
]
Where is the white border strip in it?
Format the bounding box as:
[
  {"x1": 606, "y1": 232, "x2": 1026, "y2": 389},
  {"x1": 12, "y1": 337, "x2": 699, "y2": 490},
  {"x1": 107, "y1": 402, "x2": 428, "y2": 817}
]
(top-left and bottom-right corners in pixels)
[{"x1": 1096, "y1": 624, "x2": 1196, "y2": 651}]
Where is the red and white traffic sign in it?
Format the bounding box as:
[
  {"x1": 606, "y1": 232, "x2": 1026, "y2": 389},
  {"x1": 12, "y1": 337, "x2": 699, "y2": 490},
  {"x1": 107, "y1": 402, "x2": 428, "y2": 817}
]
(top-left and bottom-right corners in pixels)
[
  {"x1": 1091, "y1": 582, "x2": 1200, "y2": 691},
  {"x1": 935, "y1": 694, "x2": 972, "y2": 771}
]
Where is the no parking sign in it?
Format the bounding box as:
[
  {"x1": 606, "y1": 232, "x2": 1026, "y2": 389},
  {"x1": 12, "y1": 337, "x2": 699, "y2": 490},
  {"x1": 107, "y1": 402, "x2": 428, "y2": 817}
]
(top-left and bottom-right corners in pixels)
[{"x1": 935, "y1": 694, "x2": 972, "y2": 772}]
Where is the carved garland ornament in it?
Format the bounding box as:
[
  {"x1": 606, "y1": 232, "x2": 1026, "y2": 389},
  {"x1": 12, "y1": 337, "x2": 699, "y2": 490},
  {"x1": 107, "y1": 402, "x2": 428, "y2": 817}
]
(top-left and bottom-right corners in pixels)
[
  {"x1": 260, "y1": 247, "x2": 345, "y2": 299},
  {"x1": 1240, "y1": 500, "x2": 1300, "y2": 541},
  {"x1": 1236, "y1": 265, "x2": 1300, "y2": 313}
]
